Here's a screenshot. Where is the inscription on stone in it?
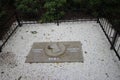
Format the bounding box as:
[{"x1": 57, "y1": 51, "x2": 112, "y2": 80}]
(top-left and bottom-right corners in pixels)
[
  {"x1": 48, "y1": 58, "x2": 59, "y2": 61},
  {"x1": 67, "y1": 48, "x2": 79, "y2": 52},
  {"x1": 32, "y1": 49, "x2": 43, "y2": 53}
]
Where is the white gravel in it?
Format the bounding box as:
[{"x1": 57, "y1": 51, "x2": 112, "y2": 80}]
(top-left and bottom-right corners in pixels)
[{"x1": 0, "y1": 21, "x2": 120, "y2": 80}]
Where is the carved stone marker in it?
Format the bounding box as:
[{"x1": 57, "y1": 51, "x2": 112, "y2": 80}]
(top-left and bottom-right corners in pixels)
[
  {"x1": 45, "y1": 43, "x2": 66, "y2": 57},
  {"x1": 25, "y1": 41, "x2": 83, "y2": 63}
]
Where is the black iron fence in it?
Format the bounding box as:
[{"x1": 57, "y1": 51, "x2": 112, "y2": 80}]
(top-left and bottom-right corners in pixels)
[
  {"x1": 0, "y1": 10, "x2": 120, "y2": 60},
  {"x1": 17, "y1": 9, "x2": 95, "y2": 25},
  {"x1": 97, "y1": 18, "x2": 120, "y2": 60},
  {"x1": 0, "y1": 12, "x2": 22, "y2": 52}
]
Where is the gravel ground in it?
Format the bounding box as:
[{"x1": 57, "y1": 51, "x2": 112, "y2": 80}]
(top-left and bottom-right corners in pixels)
[{"x1": 0, "y1": 21, "x2": 120, "y2": 80}]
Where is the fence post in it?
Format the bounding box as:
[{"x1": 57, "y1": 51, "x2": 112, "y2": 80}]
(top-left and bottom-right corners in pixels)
[
  {"x1": 55, "y1": 7, "x2": 59, "y2": 26},
  {"x1": 0, "y1": 46, "x2": 2, "y2": 52},
  {"x1": 111, "y1": 31, "x2": 118, "y2": 49},
  {"x1": 97, "y1": 15, "x2": 99, "y2": 23},
  {"x1": 15, "y1": 12, "x2": 22, "y2": 27},
  {"x1": 97, "y1": 17, "x2": 99, "y2": 23},
  {"x1": 57, "y1": 17, "x2": 59, "y2": 26}
]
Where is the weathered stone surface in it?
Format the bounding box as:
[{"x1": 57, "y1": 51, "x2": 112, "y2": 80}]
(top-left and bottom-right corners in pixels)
[{"x1": 25, "y1": 41, "x2": 83, "y2": 63}]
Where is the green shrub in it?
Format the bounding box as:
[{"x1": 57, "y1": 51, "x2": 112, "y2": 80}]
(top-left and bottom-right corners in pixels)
[
  {"x1": 89, "y1": 0, "x2": 101, "y2": 17},
  {"x1": 0, "y1": 10, "x2": 7, "y2": 22},
  {"x1": 41, "y1": 0, "x2": 66, "y2": 23},
  {"x1": 15, "y1": 0, "x2": 41, "y2": 13}
]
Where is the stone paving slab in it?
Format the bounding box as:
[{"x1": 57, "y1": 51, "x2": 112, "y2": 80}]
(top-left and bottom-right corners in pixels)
[{"x1": 25, "y1": 41, "x2": 83, "y2": 63}]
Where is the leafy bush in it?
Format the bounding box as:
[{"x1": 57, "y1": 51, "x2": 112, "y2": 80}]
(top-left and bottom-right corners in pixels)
[
  {"x1": 67, "y1": 0, "x2": 87, "y2": 9},
  {"x1": 0, "y1": 10, "x2": 7, "y2": 26},
  {"x1": 15, "y1": 0, "x2": 41, "y2": 13},
  {"x1": 89, "y1": 0, "x2": 102, "y2": 17},
  {"x1": 0, "y1": 0, "x2": 10, "y2": 21},
  {"x1": 41, "y1": 0, "x2": 66, "y2": 22},
  {"x1": 0, "y1": 10, "x2": 6, "y2": 20},
  {"x1": 89, "y1": 0, "x2": 120, "y2": 17}
]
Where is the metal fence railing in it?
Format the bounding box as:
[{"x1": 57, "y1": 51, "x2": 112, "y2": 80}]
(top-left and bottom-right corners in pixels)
[
  {"x1": 0, "y1": 13, "x2": 22, "y2": 52},
  {"x1": 0, "y1": 10, "x2": 120, "y2": 60},
  {"x1": 17, "y1": 9, "x2": 95, "y2": 25},
  {"x1": 97, "y1": 18, "x2": 120, "y2": 60}
]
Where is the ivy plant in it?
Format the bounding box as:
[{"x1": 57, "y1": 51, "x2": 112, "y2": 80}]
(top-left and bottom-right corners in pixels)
[
  {"x1": 15, "y1": 0, "x2": 41, "y2": 13},
  {"x1": 40, "y1": 0, "x2": 66, "y2": 23}
]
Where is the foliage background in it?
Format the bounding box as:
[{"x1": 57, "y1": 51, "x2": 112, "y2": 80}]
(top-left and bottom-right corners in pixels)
[{"x1": 0, "y1": 0, "x2": 120, "y2": 30}]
